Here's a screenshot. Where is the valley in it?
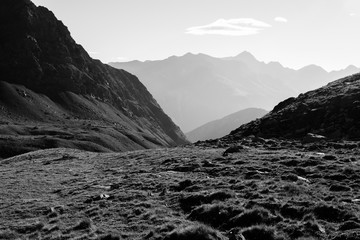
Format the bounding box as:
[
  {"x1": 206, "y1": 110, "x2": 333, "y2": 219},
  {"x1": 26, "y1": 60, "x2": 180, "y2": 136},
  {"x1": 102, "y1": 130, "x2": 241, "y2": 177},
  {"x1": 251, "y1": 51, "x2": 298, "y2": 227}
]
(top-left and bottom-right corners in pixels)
[
  {"x1": 1, "y1": 1, "x2": 360, "y2": 240},
  {"x1": 1, "y1": 138, "x2": 359, "y2": 239}
]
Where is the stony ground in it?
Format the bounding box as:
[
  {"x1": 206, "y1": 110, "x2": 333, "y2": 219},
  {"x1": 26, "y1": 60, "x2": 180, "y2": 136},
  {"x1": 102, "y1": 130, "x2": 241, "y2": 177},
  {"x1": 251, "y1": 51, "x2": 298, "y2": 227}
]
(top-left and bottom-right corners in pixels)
[{"x1": 1, "y1": 138, "x2": 360, "y2": 240}]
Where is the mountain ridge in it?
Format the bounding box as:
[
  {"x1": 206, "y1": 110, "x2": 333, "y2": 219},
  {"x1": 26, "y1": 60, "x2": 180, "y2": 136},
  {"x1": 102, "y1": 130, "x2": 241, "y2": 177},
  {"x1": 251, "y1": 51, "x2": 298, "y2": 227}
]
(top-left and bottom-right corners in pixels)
[
  {"x1": 110, "y1": 52, "x2": 359, "y2": 132},
  {"x1": 0, "y1": 0, "x2": 188, "y2": 158},
  {"x1": 186, "y1": 108, "x2": 268, "y2": 142}
]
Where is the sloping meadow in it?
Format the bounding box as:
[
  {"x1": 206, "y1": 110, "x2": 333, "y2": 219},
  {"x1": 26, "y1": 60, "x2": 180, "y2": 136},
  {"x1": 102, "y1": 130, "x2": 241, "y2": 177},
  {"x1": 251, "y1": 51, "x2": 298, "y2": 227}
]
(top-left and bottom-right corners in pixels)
[{"x1": 1, "y1": 137, "x2": 359, "y2": 239}]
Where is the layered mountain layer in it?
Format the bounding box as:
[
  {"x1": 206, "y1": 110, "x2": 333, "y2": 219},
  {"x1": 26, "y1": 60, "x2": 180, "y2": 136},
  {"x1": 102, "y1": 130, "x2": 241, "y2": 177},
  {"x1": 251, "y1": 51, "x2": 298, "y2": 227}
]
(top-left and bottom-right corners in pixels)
[
  {"x1": 0, "y1": 0, "x2": 188, "y2": 158},
  {"x1": 110, "y1": 52, "x2": 359, "y2": 132},
  {"x1": 186, "y1": 108, "x2": 267, "y2": 142}
]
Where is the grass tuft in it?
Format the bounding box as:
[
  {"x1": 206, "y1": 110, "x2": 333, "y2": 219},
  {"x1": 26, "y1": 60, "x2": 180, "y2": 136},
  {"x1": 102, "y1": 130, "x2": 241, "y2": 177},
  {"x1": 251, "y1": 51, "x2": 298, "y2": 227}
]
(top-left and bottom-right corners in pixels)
[{"x1": 163, "y1": 224, "x2": 227, "y2": 240}]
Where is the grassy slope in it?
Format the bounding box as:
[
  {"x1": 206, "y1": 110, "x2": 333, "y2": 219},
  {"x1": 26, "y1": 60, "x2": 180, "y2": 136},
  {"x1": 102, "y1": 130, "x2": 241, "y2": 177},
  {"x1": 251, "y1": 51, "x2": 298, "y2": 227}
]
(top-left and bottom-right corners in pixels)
[{"x1": 1, "y1": 138, "x2": 359, "y2": 240}]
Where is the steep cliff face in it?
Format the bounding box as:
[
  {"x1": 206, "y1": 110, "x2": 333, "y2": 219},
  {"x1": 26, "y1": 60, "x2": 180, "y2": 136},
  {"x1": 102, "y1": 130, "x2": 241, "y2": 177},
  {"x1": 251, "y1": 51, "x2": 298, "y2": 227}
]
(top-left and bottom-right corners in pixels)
[
  {"x1": 0, "y1": 0, "x2": 188, "y2": 158},
  {"x1": 226, "y1": 73, "x2": 360, "y2": 140}
]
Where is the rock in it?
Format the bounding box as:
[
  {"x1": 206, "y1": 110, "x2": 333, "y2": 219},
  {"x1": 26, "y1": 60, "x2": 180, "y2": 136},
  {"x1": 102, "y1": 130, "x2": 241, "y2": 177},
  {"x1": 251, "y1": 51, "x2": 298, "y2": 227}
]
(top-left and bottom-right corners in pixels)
[
  {"x1": 338, "y1": 221, "x2": 360, "y2": 231},
  {"x1": 303, "y1": 133, "x2": 326, "y2": 143},
  {"x1": 223, "y1": 145, "x2": 245, "y2": 156},
  {"x1": 323, "y1": 155, "x2": 337, "y2": 160},
  {"x1": 329, "y1": 184, "x2": 352, "y2": 192}
]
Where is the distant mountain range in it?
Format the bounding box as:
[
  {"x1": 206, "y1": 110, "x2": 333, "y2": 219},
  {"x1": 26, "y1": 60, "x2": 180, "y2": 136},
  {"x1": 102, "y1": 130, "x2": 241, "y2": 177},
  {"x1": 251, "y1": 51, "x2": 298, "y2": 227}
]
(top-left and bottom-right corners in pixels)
[
  {"x1": 186, "y1": 108, "x2": 267, "y2": 142},
  {"x1": 0, "y1": 0, "x2": 188, "y2": 158},
  {"x1": 110, "y1": 52, "x2": 359, "y2": 132}
]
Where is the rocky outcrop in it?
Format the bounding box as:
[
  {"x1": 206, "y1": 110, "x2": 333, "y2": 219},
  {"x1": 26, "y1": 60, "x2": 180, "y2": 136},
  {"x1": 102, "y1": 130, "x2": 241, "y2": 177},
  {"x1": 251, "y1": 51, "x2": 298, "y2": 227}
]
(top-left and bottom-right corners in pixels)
[
  {"x1": 226, "y1": 73, "x2": 360, "y2": 140},
  {"x1": 0, "y1": 0, "x2": 188, "y2": 158}
]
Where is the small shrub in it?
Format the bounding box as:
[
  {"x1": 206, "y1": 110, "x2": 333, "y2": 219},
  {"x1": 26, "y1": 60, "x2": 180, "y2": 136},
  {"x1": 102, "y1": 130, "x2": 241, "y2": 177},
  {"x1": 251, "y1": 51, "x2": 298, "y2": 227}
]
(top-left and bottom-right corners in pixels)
[
  {"x1": 338, "y1": 220, "x2": 360, "y2": 231},
  {"x1": 241, "y1": 226, "x2": 280, "y2": 240},
  {"x1": 280, "y1": 203, "x2": 307, "y2": 220},
  {"x1": 208, "y1": 191, "x2": 233, "y2": 202},
  {"x1": 14, "y1": 222, "x2": 44, "y2": 234},
  {"x1": 313, "y1": 203, "x2": 355, "y2": 222},
  {"x1": 226, "y1": 207, "x2": 282, "y2": 229},
  {"x1": 179, "y1": 194, "x2": 207, "y2": 212},
  {"x1": 0, "y1": 230, "x2": 19, "y2": 239},
  {"x1": 188, "y1": 203, "x2": 243, "y2": 228},
  {"x1": 332, "y1": 231, "x2": 360, "y2": 240},
  {"x1": 73, "y1": 219, "x2": 93, "y2": 231},
  {"x1": 163, "y1": 224, "x2": 227, "y2": 240},
  {"x1": 99, "y1": 234, "x2": 121, "y2": 240},
  {"x1": 179, "y1": 191, "x2": 233, "y2": 213},
  {"x1": 283, "y1": 183, "x2": 302, "y2": 195},
  {"x1": 174, "y1": 179, "x2": 193, "y2": 191}
]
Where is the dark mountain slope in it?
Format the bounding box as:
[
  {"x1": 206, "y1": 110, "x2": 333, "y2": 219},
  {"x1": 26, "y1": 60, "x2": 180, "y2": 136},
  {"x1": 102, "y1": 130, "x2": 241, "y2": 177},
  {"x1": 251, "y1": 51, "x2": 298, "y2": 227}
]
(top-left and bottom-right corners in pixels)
[
  {"x1": 186, "y1": 108, "x2": 267, "y2": 142},
  {"x1": 226, "y1": 73, "x2": 360, "y2": 140},
  {"x1": 0, "y1": 0, "x2": 188, "y2": 158}
]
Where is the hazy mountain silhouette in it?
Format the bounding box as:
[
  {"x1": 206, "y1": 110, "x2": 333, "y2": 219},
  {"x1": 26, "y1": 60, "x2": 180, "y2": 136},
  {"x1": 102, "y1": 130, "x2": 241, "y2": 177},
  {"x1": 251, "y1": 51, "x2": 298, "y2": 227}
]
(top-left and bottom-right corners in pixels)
[
  {"x1": 225, "y1": 73, "x2": 360, "y2": 140},
  {"x1": 186, "y1": 108, "x2": 267, "y2": 142},
  {"x1": 110, "y1": 52, "x2": 359, "y2": 132},
  {"x1": 0, "y1": 0, "x2": 188, "y2": 158}
]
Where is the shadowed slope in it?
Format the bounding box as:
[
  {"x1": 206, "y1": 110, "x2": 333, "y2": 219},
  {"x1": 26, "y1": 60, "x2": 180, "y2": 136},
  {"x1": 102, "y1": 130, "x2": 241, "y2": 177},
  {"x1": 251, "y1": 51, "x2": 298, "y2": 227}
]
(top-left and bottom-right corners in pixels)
[
  {"x1": 226, "y1": 73, "x2": 360, "y2": 140},
  {"x1": 0, "y1": 0, "x2": 188, "y2": 158}
]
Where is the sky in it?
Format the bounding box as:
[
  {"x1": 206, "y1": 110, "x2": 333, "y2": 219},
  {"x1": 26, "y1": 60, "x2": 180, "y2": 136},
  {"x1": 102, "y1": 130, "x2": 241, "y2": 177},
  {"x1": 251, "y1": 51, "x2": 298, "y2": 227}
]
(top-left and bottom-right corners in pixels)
[{"x1": 31, "y1": 0, "x2": 360, "y2": 71}]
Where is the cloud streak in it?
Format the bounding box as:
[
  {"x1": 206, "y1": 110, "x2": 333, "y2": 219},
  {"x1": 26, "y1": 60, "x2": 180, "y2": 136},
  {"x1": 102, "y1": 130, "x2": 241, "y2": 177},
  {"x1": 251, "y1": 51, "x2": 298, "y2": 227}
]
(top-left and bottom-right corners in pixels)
[
  {"x1": 186, "y1": 18, "x2": 271, "y2": 36},
  {"x1": 274, "y1": 17, "x2": 288, "y2": 23}
]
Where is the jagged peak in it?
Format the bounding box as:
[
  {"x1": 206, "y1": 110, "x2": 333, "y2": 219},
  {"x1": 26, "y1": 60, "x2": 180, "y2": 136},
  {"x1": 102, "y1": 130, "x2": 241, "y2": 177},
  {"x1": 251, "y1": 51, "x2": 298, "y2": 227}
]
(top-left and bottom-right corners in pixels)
[
  {"x1": 267, "y1": 61, "x2": 284, "y2": 68},
  {"x1": 234, "y1": 51, "x2": 258, "y2": 61},
  {"x1": 345, "y1": 64, "x2": 359, "y2": 71},
  {"x1": 299, "y1": 64, "x2": 327, "y2": 73}
]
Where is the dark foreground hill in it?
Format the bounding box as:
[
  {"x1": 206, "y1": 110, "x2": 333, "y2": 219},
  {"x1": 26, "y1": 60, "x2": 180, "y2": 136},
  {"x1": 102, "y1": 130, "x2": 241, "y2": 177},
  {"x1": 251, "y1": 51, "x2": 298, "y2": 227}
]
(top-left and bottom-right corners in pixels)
[
  {"x1": 226, "y1": 73, "x2": 360, "y2": 141},
  {"x1": 0, "y1": 0, "x2": 188, "y2": 158},
  {"x1": 186, "y1": 108, "x2": 267, "y2": 142}
]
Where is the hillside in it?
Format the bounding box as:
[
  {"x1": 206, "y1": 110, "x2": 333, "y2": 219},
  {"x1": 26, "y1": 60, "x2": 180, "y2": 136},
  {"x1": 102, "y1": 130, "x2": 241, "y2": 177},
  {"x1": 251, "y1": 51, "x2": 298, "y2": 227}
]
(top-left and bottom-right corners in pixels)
[
  {"x1": 1, "y1": 140, "x2": 359, "y2": 239},
  {"x1": 110, "y1": 52, "x2": 359, "y2": 132},
  {"x1": 226, "y1": 73, "x2": 360, "y2": 141},
  {"x1": 0, "y1": 0, "x2": 188, "y2": 158},
  {"x1": 186, "y1": 108, "x2": 267, "y2": 142}
]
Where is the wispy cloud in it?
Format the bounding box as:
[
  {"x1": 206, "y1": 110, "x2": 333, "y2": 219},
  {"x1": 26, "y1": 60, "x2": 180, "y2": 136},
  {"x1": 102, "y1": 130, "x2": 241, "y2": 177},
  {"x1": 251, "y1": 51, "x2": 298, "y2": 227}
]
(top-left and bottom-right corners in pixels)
[
  {"x1": 349, "y1": 13, "x2": 356, "y2": 17},
  {"x1": 274, "y1": 17, "x2": 288, "y2": 23},
  {"x1": 186, "y1": 18, "x2": 271, "y2": 36}
]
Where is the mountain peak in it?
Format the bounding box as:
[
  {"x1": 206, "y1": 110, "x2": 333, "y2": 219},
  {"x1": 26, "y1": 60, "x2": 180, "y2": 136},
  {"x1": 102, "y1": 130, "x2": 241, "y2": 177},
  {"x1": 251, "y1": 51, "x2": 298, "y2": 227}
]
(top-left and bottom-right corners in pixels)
[
  {"x1": 183, "y1": 52, "x2": 211, "y2": 58},
  {"x1": 299, "y1": 64, "x2": 327, "y2": 74},
  {"x1": 183, "y1": 52, "x2": 195, "y2": 57},
  {"x1": 0, "y1": 0, "x2": 188, "y2": 156},
  {"x1": 234, "y1": 51, "x2": 257, "y2": 61},
  {"x1": 345, "y1": 64, "x2": 359, "y2": 71}
]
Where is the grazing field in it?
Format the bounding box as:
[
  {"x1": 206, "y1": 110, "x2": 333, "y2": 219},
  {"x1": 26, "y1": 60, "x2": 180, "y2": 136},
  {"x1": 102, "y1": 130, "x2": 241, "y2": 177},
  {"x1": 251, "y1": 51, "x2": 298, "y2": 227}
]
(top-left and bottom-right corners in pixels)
[{"x1": 1, "y1": 138, "x2": 359, "y2": 240}]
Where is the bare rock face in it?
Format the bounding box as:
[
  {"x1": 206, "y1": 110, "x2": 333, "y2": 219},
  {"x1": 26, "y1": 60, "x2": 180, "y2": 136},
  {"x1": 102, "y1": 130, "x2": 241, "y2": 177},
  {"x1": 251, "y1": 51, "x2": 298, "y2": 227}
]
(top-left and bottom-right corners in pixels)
[
  {"x1": 227, "y1": 73, "x2": 360, "y2": 140},
  {"x1": 0, "y1": 0, "x2": 188, "y2": 158}
]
